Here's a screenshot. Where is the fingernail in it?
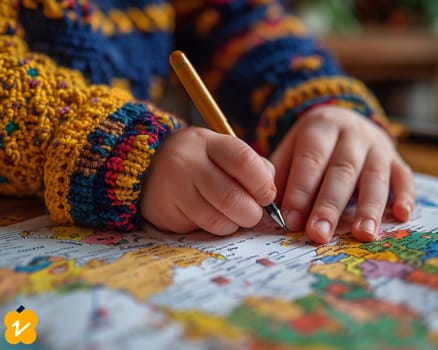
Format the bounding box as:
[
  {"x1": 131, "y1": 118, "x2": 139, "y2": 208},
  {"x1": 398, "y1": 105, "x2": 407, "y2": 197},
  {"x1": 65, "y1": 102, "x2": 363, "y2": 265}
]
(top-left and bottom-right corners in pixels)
[
  {"x1": 312, "y1": 219, "x2": 332, "y2": 242},
  {"x1": 285, "y1": 210, "x2": 303, "y2": 231},
  {"x1": 358, "y1": 218, "x2": 376, "y2": 235}
]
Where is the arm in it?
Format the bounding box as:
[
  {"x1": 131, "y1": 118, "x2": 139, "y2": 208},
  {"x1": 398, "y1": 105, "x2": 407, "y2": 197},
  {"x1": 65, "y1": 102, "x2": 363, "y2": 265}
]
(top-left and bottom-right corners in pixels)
[
  {"x1": 0, "y1": 2, "x2": 182, "y2": 231},
  {"x1": 1, "y1": 0, "x2": 275, "y2": 236}
]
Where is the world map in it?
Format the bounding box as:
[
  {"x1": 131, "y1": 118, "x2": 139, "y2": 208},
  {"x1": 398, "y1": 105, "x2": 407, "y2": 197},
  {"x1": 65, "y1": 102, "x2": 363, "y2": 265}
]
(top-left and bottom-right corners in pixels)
[{"x1": 1, "y1": 173, "x2": 437, "y2": 350}]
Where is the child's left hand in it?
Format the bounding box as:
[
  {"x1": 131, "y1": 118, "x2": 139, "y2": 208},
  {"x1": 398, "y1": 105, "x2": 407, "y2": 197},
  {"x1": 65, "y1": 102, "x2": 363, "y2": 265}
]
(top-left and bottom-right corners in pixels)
[{"x1": 270, "y1": 105, "x2": 415, "y2": 243}]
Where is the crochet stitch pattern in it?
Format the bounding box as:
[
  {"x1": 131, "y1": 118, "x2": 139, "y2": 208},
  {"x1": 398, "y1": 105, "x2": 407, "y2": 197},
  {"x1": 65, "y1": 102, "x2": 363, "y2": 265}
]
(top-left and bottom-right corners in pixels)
[
  {"x1": 1, "y1": 0, "x2": 389, "y2": 231},
  {"x1": 0, "y1": 0, "x2": 181, "y2": 231}
]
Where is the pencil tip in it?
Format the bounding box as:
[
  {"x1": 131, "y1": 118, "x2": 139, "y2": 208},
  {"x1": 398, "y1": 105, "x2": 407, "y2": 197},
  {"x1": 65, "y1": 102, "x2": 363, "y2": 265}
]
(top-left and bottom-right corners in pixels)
[
  {"x1": 265, "y1": 203, "x2": 288, "y2": 232},
  {"x1": 275, "y1": 212, "x2": 289, "y2": 232}
]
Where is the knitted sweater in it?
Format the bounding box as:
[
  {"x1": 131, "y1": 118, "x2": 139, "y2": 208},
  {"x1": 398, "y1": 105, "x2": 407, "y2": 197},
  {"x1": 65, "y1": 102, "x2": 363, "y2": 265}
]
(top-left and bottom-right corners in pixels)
[{"x1": 0, "y1": 0, "x2": 389, "y2": 231}]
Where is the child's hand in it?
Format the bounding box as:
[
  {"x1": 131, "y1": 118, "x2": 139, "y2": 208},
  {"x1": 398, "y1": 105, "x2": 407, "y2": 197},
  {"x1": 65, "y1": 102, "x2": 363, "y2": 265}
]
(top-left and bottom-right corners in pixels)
[
  {"x1": 140, "y1": 127, "x2": 277, "y2": 235},
  {"x1": 270, "y1": 105, "x2": 415, "y2": 243}
]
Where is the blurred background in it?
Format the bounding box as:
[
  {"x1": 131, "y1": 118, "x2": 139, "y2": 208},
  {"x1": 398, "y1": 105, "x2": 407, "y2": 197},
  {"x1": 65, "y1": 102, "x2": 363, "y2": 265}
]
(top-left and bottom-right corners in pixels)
[{"x1": 289, "y1": 0, "x2": 438, "y2": 140}]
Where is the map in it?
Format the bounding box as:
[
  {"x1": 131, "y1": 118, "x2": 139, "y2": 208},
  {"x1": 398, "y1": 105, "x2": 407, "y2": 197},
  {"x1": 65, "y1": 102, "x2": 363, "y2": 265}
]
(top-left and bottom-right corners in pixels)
[{"x1": 1, "y1": 173, "x2": 437, "y2": 350}]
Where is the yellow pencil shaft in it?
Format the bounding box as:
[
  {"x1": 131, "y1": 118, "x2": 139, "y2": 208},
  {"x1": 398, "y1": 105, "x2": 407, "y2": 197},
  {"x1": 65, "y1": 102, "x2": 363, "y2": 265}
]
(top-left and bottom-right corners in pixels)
[{"x1": 169, "y1": 50, "x2": 236, "y2": 137}]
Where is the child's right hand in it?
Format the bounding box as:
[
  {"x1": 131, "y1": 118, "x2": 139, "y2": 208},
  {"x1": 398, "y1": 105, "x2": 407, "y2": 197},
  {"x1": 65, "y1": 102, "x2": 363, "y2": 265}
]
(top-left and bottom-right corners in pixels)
[{"x1": 140, "y1": 127, "x2": 277, "y2": 235}]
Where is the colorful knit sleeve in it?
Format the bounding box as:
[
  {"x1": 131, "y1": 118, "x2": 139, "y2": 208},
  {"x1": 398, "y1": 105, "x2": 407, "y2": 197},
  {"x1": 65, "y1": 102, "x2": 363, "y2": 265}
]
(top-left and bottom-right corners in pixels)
[
  {"x1": 173, "y1": 0, "x2": 391, "y2": 156},
  {"x1": 0, "y1": 1, "x2": 182, "y2": 231}
]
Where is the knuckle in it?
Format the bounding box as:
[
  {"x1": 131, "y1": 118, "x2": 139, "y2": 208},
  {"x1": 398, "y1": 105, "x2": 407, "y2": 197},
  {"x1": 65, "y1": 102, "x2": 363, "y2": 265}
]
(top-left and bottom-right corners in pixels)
[
  {"x1": 364, "y1": 166, "x2": 389, "y2": 186},
  {"x1": 231, "y1": 145, "x2": 258, "y2": 169},
  {"x1": 219, "y1": 187, "x2": 245, "y2": 211},
  {"x1": 254, "y1": 183, "x2": 276, "y2": 206},
  {"x1": 304, "y1": 108, "x2": 336, "y2": 124},
  {"x1": 298, "y1": 148, "x2": 325, "y2": 169},
  {"x1": 315, "y1": 111, "x2": 336, "y2": 124},
  {"x1": 204, "y1": 215, "x2": 237, "y2": 236},
  {"x1": 284, "y1": 187, "x2": 312, "y2": 211},
  {"x1": 331, "y1": 159, "x2": 357, "y2": 182},
  {"x1": 361, "y1": 198, "x2": 384, "y2": 214},
  {"x1": 314, "y1": 199, "x2": 341, "y2": 220}
]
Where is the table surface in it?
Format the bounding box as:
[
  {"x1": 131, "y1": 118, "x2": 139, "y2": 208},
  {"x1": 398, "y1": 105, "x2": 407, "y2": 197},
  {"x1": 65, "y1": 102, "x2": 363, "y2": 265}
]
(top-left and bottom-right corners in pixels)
[
  {"x1": 323, "y1": 31, "x2": 438, "y2": 81},
  {"x1": 0, "y1": 140, "x2": 437, "y2": 225}
]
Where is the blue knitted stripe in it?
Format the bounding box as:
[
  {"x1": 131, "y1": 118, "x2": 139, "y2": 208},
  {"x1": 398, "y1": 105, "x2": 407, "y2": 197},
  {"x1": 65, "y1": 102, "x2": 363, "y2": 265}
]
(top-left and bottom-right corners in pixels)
[
  {"x1": 68, "y1": 103, "x2": 143, "y2": 228},
  {"x1": 68, "y1": 102, "x2": 175, "y2": 231},
  {"x1": 18, "y1": 2, "x2": 172, "y2": 99},
  {"x1": 217, "y1": 37, "x2": 344, "y2": 140},
  {"x1": 205, "y1": 1, "x2": 269, "y2": 49},
  {"x1": 110, "y1": 31, "x2": 172, "y2": 97},
  {"x1": 92, "y1": 0, "x2": 165, "y2": 11},
  {"x1": 94, "y1": 107, "x2": 174, "y2": 231}
]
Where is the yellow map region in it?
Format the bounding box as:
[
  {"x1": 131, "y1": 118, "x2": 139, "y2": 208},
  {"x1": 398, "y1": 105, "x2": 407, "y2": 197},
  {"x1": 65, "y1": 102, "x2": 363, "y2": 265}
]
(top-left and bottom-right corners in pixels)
[
  {"x1": 165, "y1": 309, "x2": 244, "y2": 340},
  {"x1": 310, "y1": 262, "x2": 366, "y2": 286},
  {"x1": 166, "y1": 295, "x2": 344, "y2": 348},
  {"x1": 165, "y1": 297, "x2": 306, "y2": 342},
  {"x1": 0, "y1": 245, "x2": 211, "y2": 303},
  {"x1": 50, "y1": 225, "x2": 95, "y2": 241},
  {"x1": 316, "y1": 237, "x2": 400, "y2": 262},
  {"x1": 244, "y1": 296, "x2": 303, "y2": 321},
  {"x1": 81, "y1": 245, "x2": 211, "y2": 300},
  {"x1": 26, "y1": 258, "x2": 85, "y2": 294},
  {"x1": 0, "y1": 269, "x2": 30, "y2": 303}
]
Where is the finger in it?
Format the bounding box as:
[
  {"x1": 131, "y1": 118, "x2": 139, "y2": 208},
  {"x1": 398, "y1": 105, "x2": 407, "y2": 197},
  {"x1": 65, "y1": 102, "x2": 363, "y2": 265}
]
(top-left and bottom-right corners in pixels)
[
  {"x1": 261, "y1": 157, "x2": 276, "y2": 179},
  {"x1": 207, "y1": 134, "x2": 276, "y2": 206},
  {"x1": 142, "y1": 176, "x2": 238, "y2": 236},
  {"x1": 281, "y1": 121, "x2": 339, "y2": 231},
  {"x1": 195, "y1": 161, "x2": 264, "y2": 228},
  {"x1": 150, "y1": 209, "x2": 198, "y2": 234},
  {"x1": 179, "y1": 184, "x2": 240, "y2": 236},
  {"x1": 270, "y1": 125, "x2": 297, "y2": 199},
  {"x1": 352, "y1": 146, "x2": 391, "y2": 242},
  {"x1": 307, "y1": 133, "x2": 367, "y2": 243},
  {"x1": 390, "y1": 158, "x2": 415, "y2": 221}
]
